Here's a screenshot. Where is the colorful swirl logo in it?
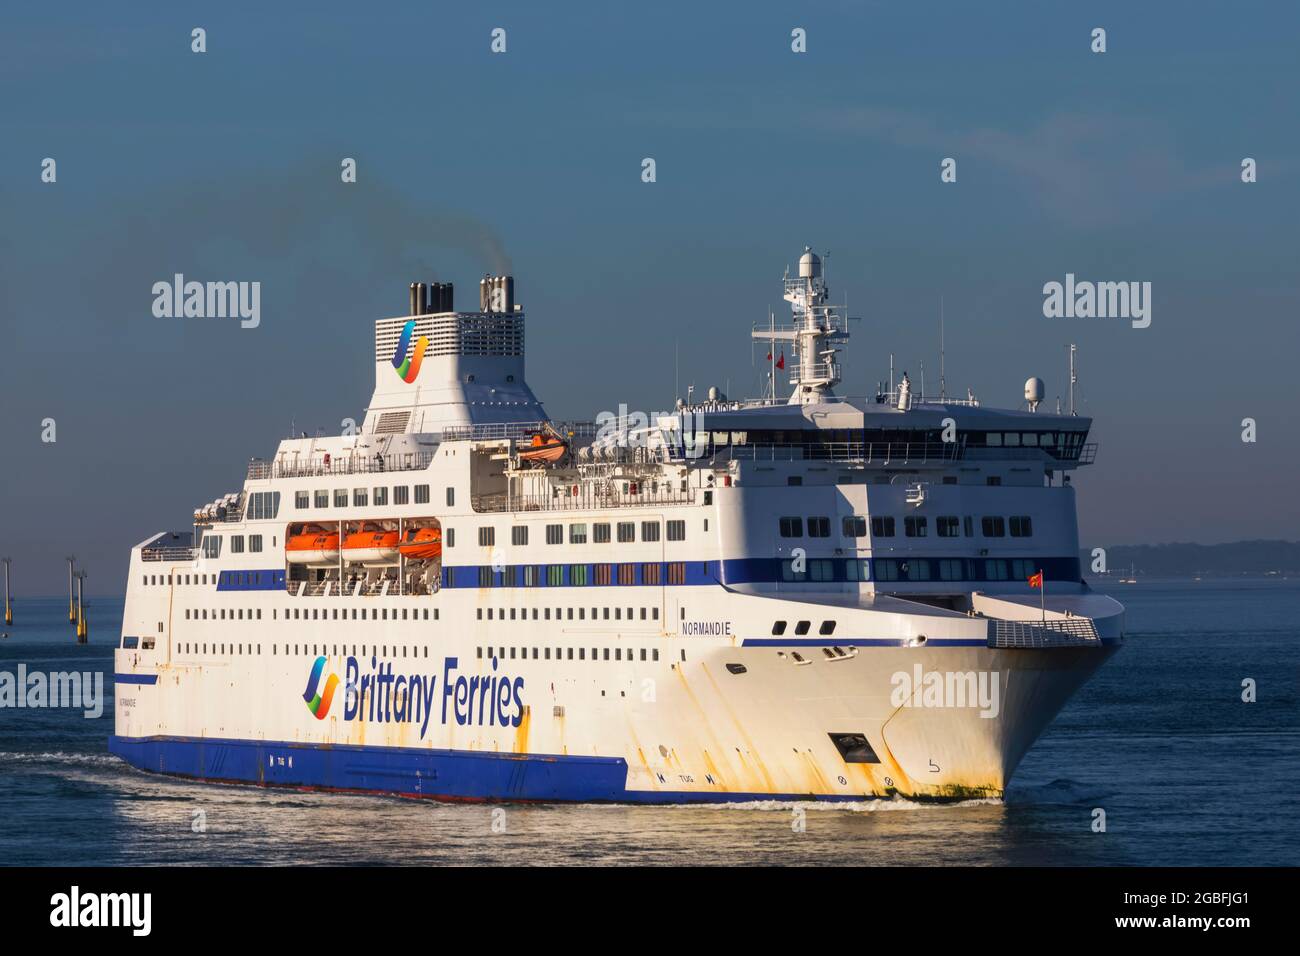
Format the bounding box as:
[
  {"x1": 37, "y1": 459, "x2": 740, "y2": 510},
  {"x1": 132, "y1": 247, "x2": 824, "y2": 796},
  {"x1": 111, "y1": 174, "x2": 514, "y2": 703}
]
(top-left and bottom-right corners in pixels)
[
  {"x1": 302, "y1": 656, "x2": 340, "y2": 720},
  {"x1": 392, "y1": 319, "x2": 429, "y2": 384}
]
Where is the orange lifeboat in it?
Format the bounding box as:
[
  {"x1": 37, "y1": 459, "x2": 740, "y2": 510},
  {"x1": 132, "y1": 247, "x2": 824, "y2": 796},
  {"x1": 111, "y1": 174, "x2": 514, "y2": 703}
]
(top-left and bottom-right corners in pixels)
[
  {"x1": 399, "y1": 526, "x2": 442, "y2": 561},
  {"x1": 285, "y1": 527, "x2": 340, "y2": 566},
  {"x1": 519, "y1": 432, "x2": 566, "y2": 464},
  {"x1": 343, "y1": 523, "x2": 400, "y2": 566}
]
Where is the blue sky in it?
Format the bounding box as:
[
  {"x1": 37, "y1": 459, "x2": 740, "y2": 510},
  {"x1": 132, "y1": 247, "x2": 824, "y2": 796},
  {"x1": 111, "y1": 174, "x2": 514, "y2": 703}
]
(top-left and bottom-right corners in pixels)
[{"x1": 2, "y1": 1, "x2": 1298, "y2": 594}]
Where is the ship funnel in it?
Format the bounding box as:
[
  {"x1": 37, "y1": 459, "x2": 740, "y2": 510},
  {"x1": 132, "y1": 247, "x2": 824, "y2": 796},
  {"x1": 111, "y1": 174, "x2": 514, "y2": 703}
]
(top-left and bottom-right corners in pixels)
[
  {"x1": 408, "y1": 282, "x2": 421, "y2": 316},
  {"x1": 480, "y1": 275, "x2": 515, "y2": 313}
]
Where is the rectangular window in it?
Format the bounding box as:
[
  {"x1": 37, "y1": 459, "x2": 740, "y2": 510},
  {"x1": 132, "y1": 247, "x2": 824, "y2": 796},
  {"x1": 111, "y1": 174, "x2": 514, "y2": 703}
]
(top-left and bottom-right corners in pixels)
[
  {"x1": 666, "y1": 562, "x2": 686, "y2": 585},
  {"x1": 617, "y1": 522, "x2": 635, "y2": 543},
  {"x1": 939, "y1": 558, "x2": 965, "y2": 581},
  {"x1": 394, "y1": 486, "x2": 410, "y2": 505},
  {"x1": 642, "y1": 563, "x2": 661, "y2": 585},
  {"x1": 511, "y1": 526, "x2": 528, "y2": 546},
  {"x1": 478, "y1": 567, "x2": 495, "y2": 587},
  {"x1": 547, "y1": 565, "x2": 564, "y2": 587},
  {"x1": 871, "y1": 516, "x2": 895, "y2": 537},
  {"x1": 781, "y1": 559, "x2": 806, "y2": 582},
  {"x1": 571, "y1": 564, "x2": 589, "y2": 586},
  {"x1": 904, "y1": 516, "x2": 928, "y2": 538},
  {"x1": 353, "y1": 488, "x2": 368, "y2": 507},
  {"x1": 445, "y1": 528, "x2": 455, "y2": 548},
  {"x1": 875, "y1": 559, "x2": 900, "y2": 581},
  {"x1": 937, "y1": 516, "x2": 960, "y2": 537},
  {"x1": 248, "y1": 491, "x2": 282, "y2": 520},
  {"x1": 807, "y1": 517, "x2": 830, "y2": 538},
  {"x1": 202, "y1": 535, "x2": 222, "y2": 559},
  {"x1": 1010, "y1": 516, "x2": 1034, "y2": 537},
  {"x1": 230, "y1": 535, "x2": 245, "y2": 553},
  {"x1": 334, "y1": 489, "x2": 348, "y2": 508},
  {"x1": 546, "y1": 524, "x2": 563, "y2": 545},
  {"x1": 641, "y1": 521, "x2": 660, "y2": 542},
  {"x1": 844, "y1": 558, "x2": 871, "y2": 581},
  {"x1": 666, "y1": 520, "x2": 685, "y2": 541},
  {"x1": 314, "y1": 490, "x2": 329, "y2": 508},
  {"x1": 779, "y1": 517, "x2": 803, "y2": 538},
  {"x1": 446, "y1": 487, "x2": 455, "y2": 507},
  {"x1": 809, "y1": 559, "x2": 835, "y2": 582},
  {"x1": 569, "y1": 523, "x2": 588, "y2": 544},
  {"x1": 594, "y1": 564, "x2": 612, "y2": 586},
  {"x1": 618, "y1": 564, "x2": 636, "y2": 586},
  {"x1": 842, "y1": 516, "x2": 867, "y2": 538},
  {"x1": 373, "y1": 486, "x2": 389, "y2": 506},
  {"x1": 479, "y1": 526, "x2": 496, "y2": 547},
  {"x1": 295, "y1": 490, "x2": 309, "y2": 509},
  {"x1": 593, "y1": 523, "x2": 611, "y2": 544},
  {"x1": 415, "y1": 484, "x2": 430, "y2": 504},
  {"x1": 903, "y1": 558, "x2": 932, "y2": 581},
  {"x1": 249, "y1": 535, "x2": 263, "y2": 553},
  {"x1": 982, "y1": 516, "x2": 1006, "y2": 537},
  {"x1": 984, "y1": 559, "x2": 1010, "y2": 580}
]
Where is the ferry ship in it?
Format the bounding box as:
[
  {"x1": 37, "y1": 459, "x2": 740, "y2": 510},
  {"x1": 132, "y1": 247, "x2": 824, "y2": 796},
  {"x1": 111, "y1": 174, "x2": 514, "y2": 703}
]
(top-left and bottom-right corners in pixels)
[{"x1": 110, "y1": 249, "x2": 1123, "y2": 803}]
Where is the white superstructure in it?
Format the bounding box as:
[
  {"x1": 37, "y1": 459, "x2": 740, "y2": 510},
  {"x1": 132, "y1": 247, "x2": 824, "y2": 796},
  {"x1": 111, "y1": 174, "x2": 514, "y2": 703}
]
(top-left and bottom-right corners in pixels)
[{"x1": 111, "y1": 250, "x2": 1122, "y2": 803}]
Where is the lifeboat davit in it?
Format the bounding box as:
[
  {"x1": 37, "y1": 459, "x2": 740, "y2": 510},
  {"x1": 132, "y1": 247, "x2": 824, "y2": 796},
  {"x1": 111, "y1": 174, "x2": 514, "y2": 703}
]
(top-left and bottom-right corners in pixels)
[
  {"x1": 343, "y1": 524, "x2": 400, "y2": 566},
  {"x1": 399, "y1": 526, "x2": 442, "y2": 561},
  {"x1": 519, "y1": 433, "x2": 566, "y2": 464},
  {"x1": 285, "y1": 528, "x2": 340, "y2": 566}
]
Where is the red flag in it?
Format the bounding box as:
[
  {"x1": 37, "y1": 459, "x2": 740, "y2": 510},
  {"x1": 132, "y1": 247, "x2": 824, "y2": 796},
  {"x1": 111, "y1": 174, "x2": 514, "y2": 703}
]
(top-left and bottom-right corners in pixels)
[
  {"x1": 766, "y1": 351, "x2": 772, "y2": 361},
  {"x1": 776, "y1": 351, "x2": 785, "y2": 370},
  {"x1": 1028, "y1": 571, "x2": 1043, "y2": 588}
]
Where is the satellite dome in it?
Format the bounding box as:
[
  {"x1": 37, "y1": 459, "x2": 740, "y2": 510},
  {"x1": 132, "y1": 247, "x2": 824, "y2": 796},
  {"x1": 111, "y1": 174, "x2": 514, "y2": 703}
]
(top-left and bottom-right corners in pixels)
[
  {"x1": 798, "y1": 247, "x2": 822, "y2": 279},
  {"x1": 1024, "y1": 376, "x2": 1045, "y2": 409}
]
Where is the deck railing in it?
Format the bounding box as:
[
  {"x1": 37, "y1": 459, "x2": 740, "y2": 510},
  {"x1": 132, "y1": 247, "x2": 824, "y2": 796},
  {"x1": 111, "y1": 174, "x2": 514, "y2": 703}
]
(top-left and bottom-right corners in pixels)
[
  {"x1": 247, "y1": 452, "x2": 436, "y2": 481},
  {"x1": 472, "y1": 487, "x2": 696, "y2": 514}
]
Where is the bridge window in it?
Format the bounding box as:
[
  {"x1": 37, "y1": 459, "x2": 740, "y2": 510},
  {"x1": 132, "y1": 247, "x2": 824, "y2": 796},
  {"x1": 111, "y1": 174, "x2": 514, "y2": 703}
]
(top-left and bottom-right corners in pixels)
[
  {"x1": 807, "y1": 517, "x2": 830, "y2": 538},
  {"x1": 904, "y1": 516, "x2": 927, "y2": 538},
  {"x1": 871, "y1": 516, "x2": 895, "y2": 537},
  {"x1": 982, "y1": 517, "x2": 1006, "y2": 537},
  {"x1": 842, "y1": 516, "x2": 867, "y2": 538},
  {"x1": 1010, "y1": 516, "x2": 1034, "y2": 537},
  {"x1": 937, "y1": 516, "x2": 960, "y2": 537},
  {"x1": 779, "y1": 517, "x2": 803, "y2": 537}
]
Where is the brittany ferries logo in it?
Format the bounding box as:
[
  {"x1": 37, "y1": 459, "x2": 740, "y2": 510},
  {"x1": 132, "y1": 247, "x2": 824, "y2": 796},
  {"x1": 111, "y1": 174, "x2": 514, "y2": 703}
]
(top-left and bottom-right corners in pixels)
[
  {"x1": 302, "y1": 656, "x2": 340, "y2": 719},
  {"x1": 392, "y1": 319, "x2": 429, "y2": 383}
]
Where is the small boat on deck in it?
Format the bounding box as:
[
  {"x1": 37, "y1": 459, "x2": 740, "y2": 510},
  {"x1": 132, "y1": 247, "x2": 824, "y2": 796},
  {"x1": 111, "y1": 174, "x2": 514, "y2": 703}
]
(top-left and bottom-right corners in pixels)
[
  {"x1": 343, "y1": 524, "x2": 400, "y2": 565},
  {"x1": 519, "y1": 432, "x2": 566, "y2": 464},
  {"x1": 285, "y1": 527, "x2": 341, "y2": 565},
  {"x1": 398, "y1": 526, "x2": 442, "y2": 561}
]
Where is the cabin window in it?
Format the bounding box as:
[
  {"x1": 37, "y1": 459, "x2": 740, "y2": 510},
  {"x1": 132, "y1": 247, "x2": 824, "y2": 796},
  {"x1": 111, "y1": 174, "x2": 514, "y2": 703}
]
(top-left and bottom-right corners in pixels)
[
  {"x1": 807, "y1": 517, "x2": 830, "y2": 538},
  {"x1": 571, "y1": 564, "x2": 589, "y2": 586},
  {"x1": 871, "y1": 516, "x2": 895, "y2": 537},
  {"x1": 666, "y1": 562, "x2": 686, "y2": 585},
  {"x1": 641, "y1": 521, "x2": 660, "y2": 542},
  {"x1": 445, "y1": 528, "x2": 455, "y2": 548},
  {"x1": 844, "y1": 558, "x2": 871, "y2": 581},
  {"x1": 780, "y1": 560, "x2": 807, "y2": 582},
  {"x1": 772, "y1": 621, "x2": 787, "y2": 635},
  {"x1": 819, "y1": 620, "x2": 836, "y2": 636},
  {"x1": 904, "y1": 516, "x2": 928, "y2": 538},
  {"x1": 642, "y1": 563, "x2": 661, "y2": 585},
  {"x1": 875, "y1": 559, "x2": 900, "y2": 581},
  {"x1": 333, "y1": 489, "x2": 347, "y2": 507},
  {"x1": 939, "y1": 559, "x2": 965, "y2": 581},
  {"x1": 984, "y1": 559, "x2": 1010, "y2": 581},
  {"x1": 394, "y1": 486, "x2": 410, "y2": 505},
  {"x1": 353, "y1": 488, "x2": 368, "y2": 507},
  {"x1": 314, "y1": 490, "x2": 329, "y2": 508},
  {"x1": 446, "y1": 487, "x2": 455, "y2": 507},
  {"x1": 982, "y1": 516, "x2": 1006, "y2": 537},
  {"x1": 779, "y1": 517, "x2": 803, "y2": 538},
  {"x1": 569, "y1": 523, "x2": 588, "y2": 544},
  {"x1": 373, "y1": 487, "x2": 389, "y2": 506},
  {"x1": 903, "y1": 559, "x2": 932, "y2": 581},
  {"x1": 479, "y1": 527, "x2": 496, "y2": 547},
  {"x1": 546, "y1": 524, "x2": 563, "y2": 545},
  {"x1": 794, "y1": 621, "x2": 811, "y2": 635},
  {"x1": 617, "y1": 522, "x2": 635, "y2": 543},
  {"x1": 415, "y1": 485, "x2": 430, "y2": 504},
  {"x1": 593, "y1": 523, "x2": 611, "y2": 543},
  {"x1": 230, "y1": 536, "x2": 245, "y2": 553},
  {"x1": 666, "y1": 520, "x2": 685, "y2": 541},
  {"x1": 594, "y1": 564, "x2": 612, "y2": 586},
  {"x1": 617, "y1": 564, "x2": 636, "y2": 586},
  {"x1": 547, "y1": 565, "x2": 564, "y2": 587},
  {"x1": 294, "y1": 490, "x2": 309, "y2": 509},
  {"x1": 842, "y1": 516, "x2": 866, "y2": 538},
  {"x1": 937, "y1": 516, "x2": 960, "y2": 537},
  {"x1": 511, "y1": 526, "x2": 528, "y2": 546}
]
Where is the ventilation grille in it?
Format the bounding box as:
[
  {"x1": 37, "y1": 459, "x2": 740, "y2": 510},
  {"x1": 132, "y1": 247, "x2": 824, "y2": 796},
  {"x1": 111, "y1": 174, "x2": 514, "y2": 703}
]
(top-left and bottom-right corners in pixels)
[
  {"x1": 374, "y1": 411, "x2": 411, "y2": 434},
  {"x1": 375, "y1": 314, "x2": 524, "y2": 361}
]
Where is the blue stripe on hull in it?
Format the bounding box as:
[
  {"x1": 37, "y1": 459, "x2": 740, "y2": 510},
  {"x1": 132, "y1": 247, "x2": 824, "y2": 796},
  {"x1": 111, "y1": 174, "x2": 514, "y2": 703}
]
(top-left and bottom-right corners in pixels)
[{"x1": 106, "y1": 735, "x2": 865, "y2": 804}]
